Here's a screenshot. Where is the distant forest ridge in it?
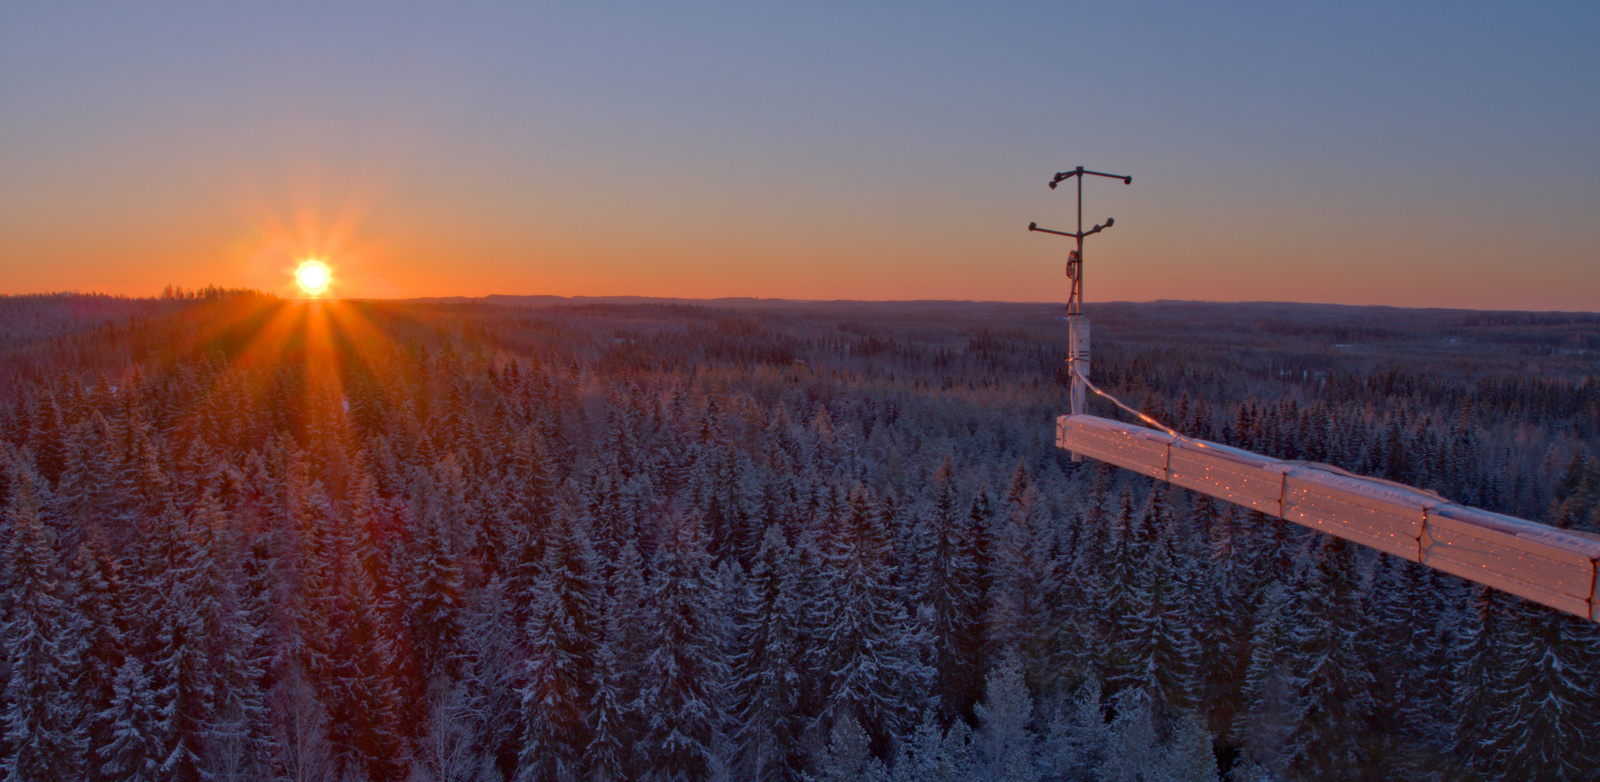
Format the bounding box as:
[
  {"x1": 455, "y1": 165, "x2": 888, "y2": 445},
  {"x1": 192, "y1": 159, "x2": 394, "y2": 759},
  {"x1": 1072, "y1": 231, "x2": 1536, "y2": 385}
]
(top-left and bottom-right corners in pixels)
[
  {"x1": 2, "y1": 291, "x2": 1597, "y2": 392},
  {"x1": 403, "y1": 293, "x2": 1600, "y2": 319}
]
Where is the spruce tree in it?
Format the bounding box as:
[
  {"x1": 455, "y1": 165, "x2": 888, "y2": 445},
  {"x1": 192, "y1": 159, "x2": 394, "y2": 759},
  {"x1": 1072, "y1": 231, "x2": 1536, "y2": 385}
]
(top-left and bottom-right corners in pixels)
[
  {"x1": 1096, "y1": 690, "x2": 1162, "y2": 782},
  {"x1": 1138, "y1": 521, "x2": 1202, "y2": 715},
  {"x1": 2, "y1": 474, "x2": 89, "y2": 781},
  {"x1": 917, "y1": 460, "x2": 983, "y2": 721},
  {"x1": 457, "y1": 578, "x2": 521, "y2": 781},
  {"x1": 73, "y1": 535, "x2": 129, "y2": 777},
  {"x1": 589, "y1": 541, "x2": 648, "y2": 781},
  {"x1": 984, "y1": 479, "x2": 1056, "y2": 690},
  {"x1": 1036, "y1": 675, "x2": 1107, "y2": 781},
  {"x1": 517, "y1": 513, "x2": 603, "y2": 781},
  {"x1": 1279, "y1": 536, "x2": 1374, "y2": 780},
  {"x1": 732, "y1": 526, "x2": 806, "y2": 781},
  {"x1": 1484, "y1": 600, "x2": 1600, "y2": 780},
  {"x1": 406, "y1": 479, "x2": 467, "y2": 683},
  {"x1": 974, "y1": 651, "x2": 1040, "y2": 782},
  {"x1": 1098, "y1": 485, "x2": 1147, "y2": 694},
  {"x1": 634, "y1": 508, "x2": 727, "y2": 781},
  {"x1": 817, "y1": 485, "x2": 929, "y2": 751},
  {"x1": 811, "y1": 712, "x2": 887, "y2": 782},
  {"x1": 98, "y1": 658, "x2": 164, "y2": 782},
  {"x1": 1452, "y1": 586, "x2": 1511, "y2": 780}
]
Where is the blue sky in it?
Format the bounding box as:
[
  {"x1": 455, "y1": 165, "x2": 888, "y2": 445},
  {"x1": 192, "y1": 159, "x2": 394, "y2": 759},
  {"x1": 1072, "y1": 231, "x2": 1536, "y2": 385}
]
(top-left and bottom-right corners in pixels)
[{"x1": 2, "y1": 2, "x2": 1595, "y2": 308}]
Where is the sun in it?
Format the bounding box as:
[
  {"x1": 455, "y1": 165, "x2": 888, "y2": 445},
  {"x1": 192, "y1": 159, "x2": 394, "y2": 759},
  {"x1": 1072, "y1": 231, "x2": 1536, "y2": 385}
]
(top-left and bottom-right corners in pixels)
[{"x1": 296, "y1": 260, "x2": 331, "y2": 296}]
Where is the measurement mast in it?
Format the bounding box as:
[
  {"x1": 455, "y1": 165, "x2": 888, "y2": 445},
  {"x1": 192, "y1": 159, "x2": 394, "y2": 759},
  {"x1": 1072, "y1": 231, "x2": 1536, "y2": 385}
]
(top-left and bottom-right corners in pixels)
[{"x1": 1029, "y1": 166, "x2": 1131, "y2": 459}]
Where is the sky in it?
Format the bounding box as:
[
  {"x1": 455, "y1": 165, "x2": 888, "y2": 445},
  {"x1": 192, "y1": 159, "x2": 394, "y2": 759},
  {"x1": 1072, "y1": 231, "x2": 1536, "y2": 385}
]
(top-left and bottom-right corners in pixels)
[{"x1": 1, "y1": 2, "x2": 1596, "y2": 309}]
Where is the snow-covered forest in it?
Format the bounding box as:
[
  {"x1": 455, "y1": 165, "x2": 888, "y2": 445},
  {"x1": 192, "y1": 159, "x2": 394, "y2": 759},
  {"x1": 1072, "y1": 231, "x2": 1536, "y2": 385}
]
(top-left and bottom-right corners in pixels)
[{"x1": 1, "y1": 292, "x2": 1598, "y2": 781}]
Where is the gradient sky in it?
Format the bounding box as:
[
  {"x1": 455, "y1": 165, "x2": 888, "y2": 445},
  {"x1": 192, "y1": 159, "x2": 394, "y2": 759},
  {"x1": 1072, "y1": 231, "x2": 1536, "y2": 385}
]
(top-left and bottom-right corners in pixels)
[{"x1": 2, "y1": 2, "x2": 1596, "y2": 309}]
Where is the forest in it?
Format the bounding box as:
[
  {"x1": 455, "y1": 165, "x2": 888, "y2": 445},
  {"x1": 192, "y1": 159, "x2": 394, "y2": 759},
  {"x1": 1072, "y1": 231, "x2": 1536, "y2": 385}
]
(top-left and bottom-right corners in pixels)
[{"x1": 1, "y1": 290, "x2": 1598, "y2": 781}]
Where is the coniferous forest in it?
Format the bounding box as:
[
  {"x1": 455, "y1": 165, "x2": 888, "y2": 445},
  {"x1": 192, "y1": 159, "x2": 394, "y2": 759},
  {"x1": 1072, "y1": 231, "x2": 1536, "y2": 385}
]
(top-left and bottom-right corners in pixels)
[{"x1": 2, "y1": 291, "x2": 1598, "y2": 782}]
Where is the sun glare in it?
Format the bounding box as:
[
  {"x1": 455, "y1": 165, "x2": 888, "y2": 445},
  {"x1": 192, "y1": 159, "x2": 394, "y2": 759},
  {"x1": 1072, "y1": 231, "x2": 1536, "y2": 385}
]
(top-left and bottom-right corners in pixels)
[{"x1": 296, "y1": 260, "x2": 331, "y2": 296}]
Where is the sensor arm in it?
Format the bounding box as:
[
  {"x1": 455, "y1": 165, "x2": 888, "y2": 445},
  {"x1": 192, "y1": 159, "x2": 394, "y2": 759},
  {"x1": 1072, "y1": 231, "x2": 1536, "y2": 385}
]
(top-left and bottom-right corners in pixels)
[
  {"x1": 1028, "y1": 218, "x2": 1114, "y2": 238},
  {"x1": 1049, "y1": 168, "x2": 1132, "y2": 189}
]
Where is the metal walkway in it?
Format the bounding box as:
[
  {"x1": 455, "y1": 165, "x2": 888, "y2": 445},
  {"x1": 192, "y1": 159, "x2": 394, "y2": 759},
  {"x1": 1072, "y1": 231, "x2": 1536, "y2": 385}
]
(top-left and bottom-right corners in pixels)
[{"x1": 1058, "y1": 413, "x2": 1600, "y2": 622}]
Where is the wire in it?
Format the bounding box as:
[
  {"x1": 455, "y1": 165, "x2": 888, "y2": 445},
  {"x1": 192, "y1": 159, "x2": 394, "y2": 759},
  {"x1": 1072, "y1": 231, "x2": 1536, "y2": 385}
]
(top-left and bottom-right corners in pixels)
[
  {"x1": 1071, "y1": 366, "x2": 1452, "y2": 502},
  {"x1": 1073, "y1": 367, "x2": 1213, "y2": 450}
]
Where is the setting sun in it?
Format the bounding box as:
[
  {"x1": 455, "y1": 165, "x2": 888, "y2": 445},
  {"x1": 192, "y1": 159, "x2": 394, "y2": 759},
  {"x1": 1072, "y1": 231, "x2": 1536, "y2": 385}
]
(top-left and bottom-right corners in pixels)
[{"x1": 296, "y1": 260, "x2": 331, "y2": 296}]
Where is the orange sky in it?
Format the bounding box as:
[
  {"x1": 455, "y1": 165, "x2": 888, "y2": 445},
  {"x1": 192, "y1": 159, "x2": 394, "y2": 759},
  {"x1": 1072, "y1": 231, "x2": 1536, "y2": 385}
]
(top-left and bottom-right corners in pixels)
[{"x1": 2, "y1": 4, "x2": 1596, "y2": 310}]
